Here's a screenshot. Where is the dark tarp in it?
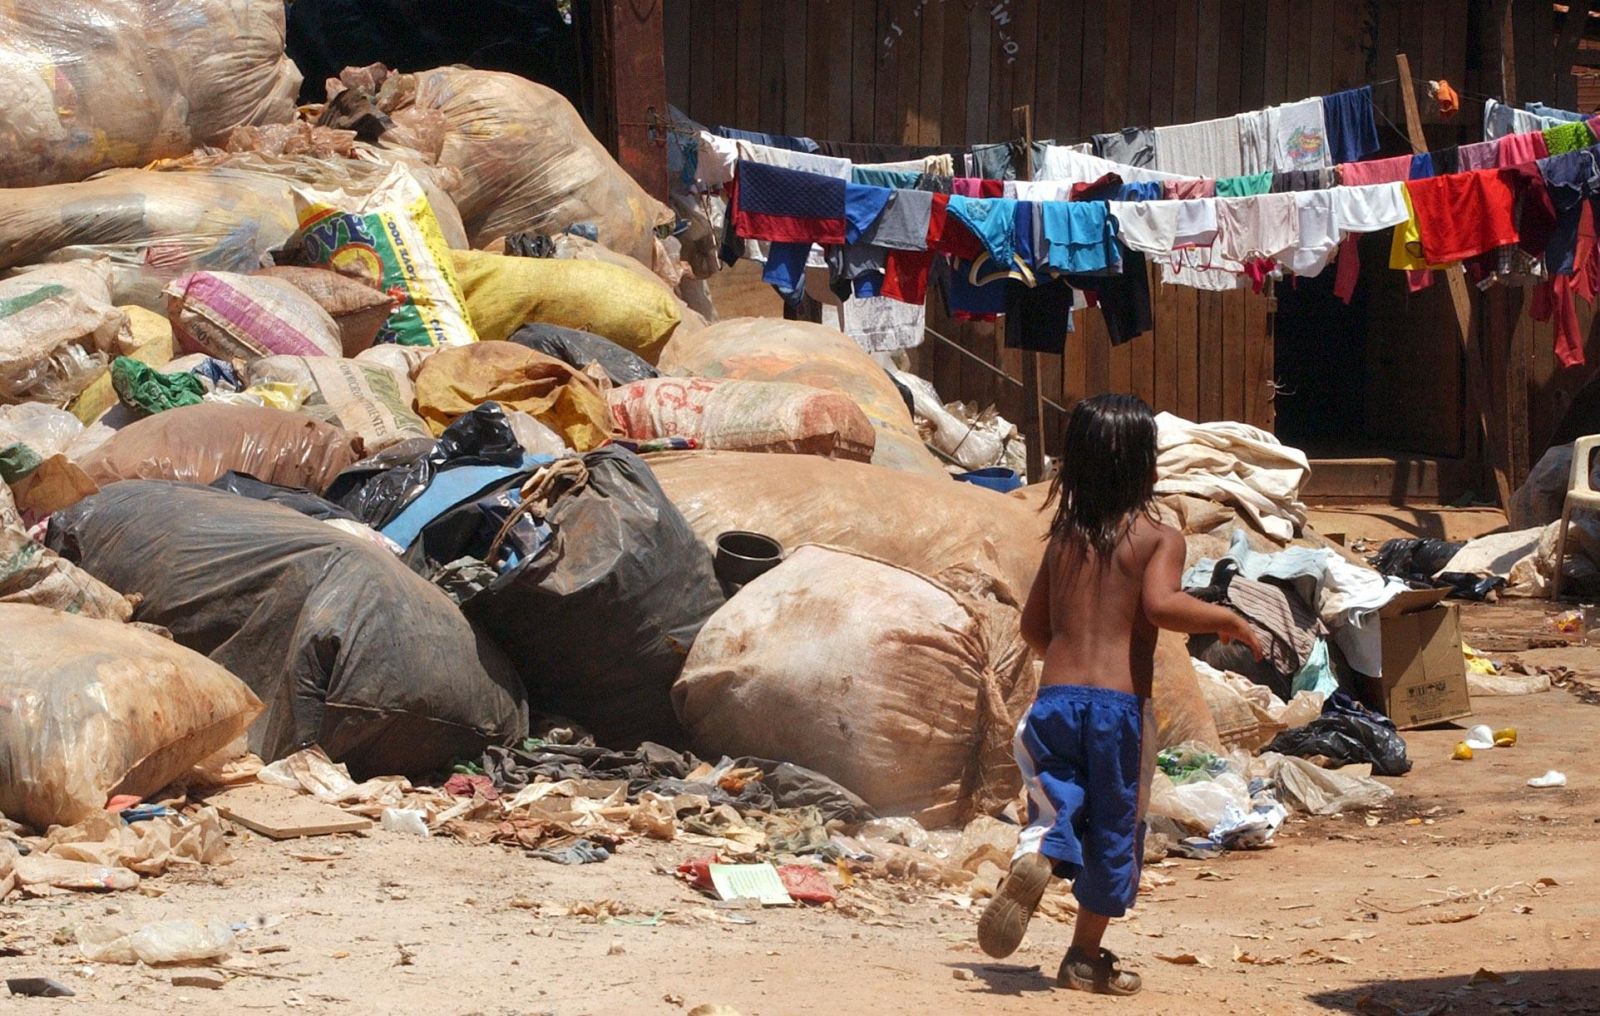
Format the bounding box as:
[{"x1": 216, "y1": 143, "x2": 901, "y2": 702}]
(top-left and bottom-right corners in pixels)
[{"x1": 48, "y1": 481, "x2": 527, "y2": 777}]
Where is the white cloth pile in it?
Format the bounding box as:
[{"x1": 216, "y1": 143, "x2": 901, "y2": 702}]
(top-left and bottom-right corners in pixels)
[{"x1": 1154, "y1": 412, "x2": 1309, "y2": 542}]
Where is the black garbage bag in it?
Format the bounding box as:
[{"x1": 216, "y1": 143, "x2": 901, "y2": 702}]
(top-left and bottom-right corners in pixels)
[
  {"x1": 324, "y1": 403, "x2": 526, "y2": 529},
  {"x1": 508, "y1": 322, "x2": 659, "y2": 385},
  {"x1": 459, "y1": 447, "x2": 724, "y2": 748},
  {"x1": 47, "y1": 482, "x2": 528, "y2": 777},
  {"x1": 209, "y1": 471, "x2": 357, "y2": 522},
  {"x1": 1265, "y1": 692, "x2": 1412, "y2": 776},
  {"x1": 1372, "y1": 538, "x2": 1466, "y2": 586}
]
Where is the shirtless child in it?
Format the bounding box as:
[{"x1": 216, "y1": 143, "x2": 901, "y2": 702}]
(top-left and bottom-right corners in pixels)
[{"x1": 977, "y1": 394, "x2": 1262, "y2": 996}]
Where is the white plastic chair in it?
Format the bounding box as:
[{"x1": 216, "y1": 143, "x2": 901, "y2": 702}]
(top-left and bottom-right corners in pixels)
[{"x1": 1553, "y1": 435, "x2": 1600, "y2": 600}]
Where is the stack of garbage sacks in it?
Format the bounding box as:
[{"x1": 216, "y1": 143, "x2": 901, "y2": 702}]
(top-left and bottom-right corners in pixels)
[{"x1": 1, "y1": 7, "x2": 1386, "y2": 855}]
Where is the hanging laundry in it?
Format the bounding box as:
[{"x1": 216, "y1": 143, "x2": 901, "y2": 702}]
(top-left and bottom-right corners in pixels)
[
  {"x1": 813, "y1": 139, "x2": 965, "y2": 164},
  {"x1": 1429, "y1": 81, "x2": 1461, "y2": 119},
  {"x1": 732, "y1": 160, "x2": 847, "y2": 243},
  {"x1": 716, "y1": 125, "x2": 819, "y2": 153},
  {"x1": 1215, "y1": 193, "x2": 1300, "y2": 263},
  {"x1": 1008, "y1": 180, "x2": 1073, "y2": 202},
  {"x1": 926, "y1": 192, "x2": 986, "y2": 260},
  {"x1": 1284, "y1": 191, "x2": 1339, "y2": 276},
  {"x1": 1403, "y1": 169, "x2": 1519, "y2": 264},
  {"x1": 1537, "y1": 148, "x2": 1600, "y2": 275},
  {"x1": 1269, "y1": 168, "x2": 1336, "y2": 193},
  {"x1": 1408, "y1": 152, "x2": 1435, "y2": 179},
  {"x1": 1484, "y1": 98, "x2": 1547, "y2": 140},
  {"x1": 1038, "y1": 146, "x2": 1186, "y2": 185},
  {"x1": 1065, "y1": 175, "x2": 1152, "y2": 344},
  {"x1": 880, "y1": 249, "x2": 933, "y2": 304},
  {"x1": 1215, "y1": 170, "x2": 1273, "y2": 197},
  {"x1": 1338, "y1": 154, "x2": 1411, "y2": 185},
  {"x1": 1321, "y1": 85, "x2": 1381, "y2": 163},
  {"x1": 1543, "y1": 119, "x2": 1597, "y2": 156},
  {"x1": 1092, "y1": 127, "x2": 1157, "y2": 168},
  {"x1": 1456, "y1": 140, "x2": 1499, "y2": 171},
  {"x1": 860, "y1": 189, "x2": 933, "y2": 251},
  {"x1": 1107, "y1": 199, "x2": 1219, "y2": 256},
  {"x1": 1525, "y1": 101, "x2": 1587, "y2": 124},
  {"x1": 952, "y1": 177, "x2": 1005, "y2": 198},
  {"x1": 733, "y1": 141, "x2": 852, "y2": 269},
  {"x1": 1267, "y1": 97, "x2": 1331, "y2": 171},
  {"x1": 1004, "y1": 279, "x2": 1077, "y2": 354},
  {"x1": 1432, "y1": 146, "x2": 1461, "y2": 175},
  {"x1": 1039, "y1": 202, "x2": 1121, "y2": 274},
  {"x1": 851, "y1": 165, "x2": 922, "y2": 189},
  {"x1": 1119, "y1": 180, "x2": 1166, "y2": 201},
  {"x1": 967, "y1": 139, "x2": 1052, "y2": 180},
  {"x1": 1236, "y1": 109, "x2": 1274, "y2": 173},
  {"x1": 1164, "y1": 178, "x2": 1217, "y2": 199},
  {"x1": 1495, "y1": 129, "x2": 1549, "y2": 168},
  {"x1": 694, "y1": 130, "x2": 740, "y2": 185},
  {"x1": 1333, "y1": 235, "x2": 1362, "y2": 303},
  {"x1": 844, "y1": 184, "x2": 894, "y2": 243},
  {"x1": 1152, "y1": 116, "x2": 1245, "y2": 177},
  {"x1": 1498, "y1": 162, "x2": 1558, "y2": 258},
  {"x1": 946, "y1": 195, "x2": 1020, "y2": 265},
  {"x1": 837, "y1": 296, "x2": 927, "y2": 354},
  {"x1": 1331, "y1": 183, "x2": 1410, "y2": 234}
]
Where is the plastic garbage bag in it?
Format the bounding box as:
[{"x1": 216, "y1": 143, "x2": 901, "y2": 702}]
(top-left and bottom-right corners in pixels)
[
  {"x1": 0, "y1": 604, "x2": 263, "y2": 830},
  {"x1": 609, "y1": 377, "x2": 876, "y2": 461},
  {"x1": 208, "y1": 471, "x2": 357, "y2": 521},
  {"x1": 0, "y1": 0, "x2": 301, "y2": 189},
  {"x1": 675, "y1": 545, "x2": 1034, "y2": 827},
  {"x1": 509, "y1": 323, "x2": 659, "y2": 385},
  {"x1": 1259, "y1": 752, "x2": 1394, "y2": 815},
  {"x1": 462, "y1": 448, "x2": 724, "y2": 748},
  {"x1": 659, "y1": 318, "x2": 944, "y2": 477},
  {"x1": 1265, "y1": 692, "x2": 1413, "y2": 776},
  {"x1": 245, "y1": 355, "x2": 429, "y2": 453},
  {"x1": 412, "y1": 341, "x2": 613, "y2": 449},
  {"x1": 380, "y1": 66, "x2": 672, "y2": 260},
  {"x1": 325, "y1": 402, "x2": 529, "y2": 529},
  {"x1": 47, "y1": 482, "x2": 528, "y2": 775},
  {"x1": 77, "y1": 403, "x2": 362, "y2": 494}
]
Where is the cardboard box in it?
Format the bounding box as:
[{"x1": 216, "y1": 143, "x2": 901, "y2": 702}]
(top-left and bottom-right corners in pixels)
[{"x1": 1375, "y1": 587, "x2": 1473, "y2": 730}]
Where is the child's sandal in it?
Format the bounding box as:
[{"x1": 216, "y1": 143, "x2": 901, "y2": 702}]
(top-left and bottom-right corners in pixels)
[{"x1": 1057, "y1": 946, "x2": 1143, "y2": 996}]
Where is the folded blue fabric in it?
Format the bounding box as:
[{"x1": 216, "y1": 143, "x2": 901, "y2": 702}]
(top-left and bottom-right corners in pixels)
[
  {"x1": 737, "y1": 160, "x2": 846, "y2": 221},
  {"x1": 845, "y1": 184, "x2": 894, "y2": 243}
]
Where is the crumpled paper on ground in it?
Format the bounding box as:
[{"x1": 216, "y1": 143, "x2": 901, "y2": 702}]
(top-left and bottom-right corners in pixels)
[
  {"x1": 3, "y1": 807, "x2": 230, "y2": 896},
  {"x1": 258, "y1": 746, "x2": 409, "y2": 813}
]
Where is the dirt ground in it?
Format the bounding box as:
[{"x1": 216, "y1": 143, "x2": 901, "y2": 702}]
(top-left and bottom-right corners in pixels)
[{"x1": 4, "y1": 602, "x2": 1598, "y2": 1016}]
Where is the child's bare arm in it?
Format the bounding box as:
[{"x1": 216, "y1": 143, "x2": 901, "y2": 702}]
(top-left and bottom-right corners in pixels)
[
  {"x1": 1020, "y1": 546, "x2": 1053, "y2": 656},
  {"x1": 1141, "y1": 528, "x2": 1264, "y2": 658}
]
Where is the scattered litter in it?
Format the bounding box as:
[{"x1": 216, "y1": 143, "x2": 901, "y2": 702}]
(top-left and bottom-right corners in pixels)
[
  {"x1": 707, "y1": 864, "x2": 793, "y2": 906},
  {"x1": 1463, "y1": 725, "x2": 1496, "y2": 751},
  {"x1": 379, "y1": 809, "x2": 431, "y2": 838},
  {"x1": 1527, "y1": 771, "x2": 1567, "y2": 788},
  {"x1": 1155, "y1": 952, "x2": 1212, "y2": 967},
  {"x1": 171, "y1": 971, "x2": 227, "y2": 990},
  {"x1": 7, "y1": 977, "x2": 74, "y2": 998}
]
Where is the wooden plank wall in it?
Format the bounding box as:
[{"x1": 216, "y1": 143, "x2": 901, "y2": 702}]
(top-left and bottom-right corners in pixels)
[{"x1": 663, "y1": 1, "x2": 1487, "y2": 459}]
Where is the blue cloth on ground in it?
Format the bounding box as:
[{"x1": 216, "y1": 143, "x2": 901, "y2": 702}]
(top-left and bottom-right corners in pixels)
[
  {"x1": 1014, "y1": 685, "x2": 1146, "y2": 918},
  {"x1": 1321, "y1": 85, "x2": 1381, "y2": 164}
]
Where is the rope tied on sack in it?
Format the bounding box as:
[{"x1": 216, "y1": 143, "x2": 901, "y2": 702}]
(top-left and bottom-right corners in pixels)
[{"x1": 484, "y1": 456, "x2": 589, "y2": 566}]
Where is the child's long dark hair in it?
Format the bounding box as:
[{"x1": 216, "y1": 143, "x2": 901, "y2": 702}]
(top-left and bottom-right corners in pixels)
[{"x1": 1043, "y1": 394, "x2": 1158, "y2": 557}]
